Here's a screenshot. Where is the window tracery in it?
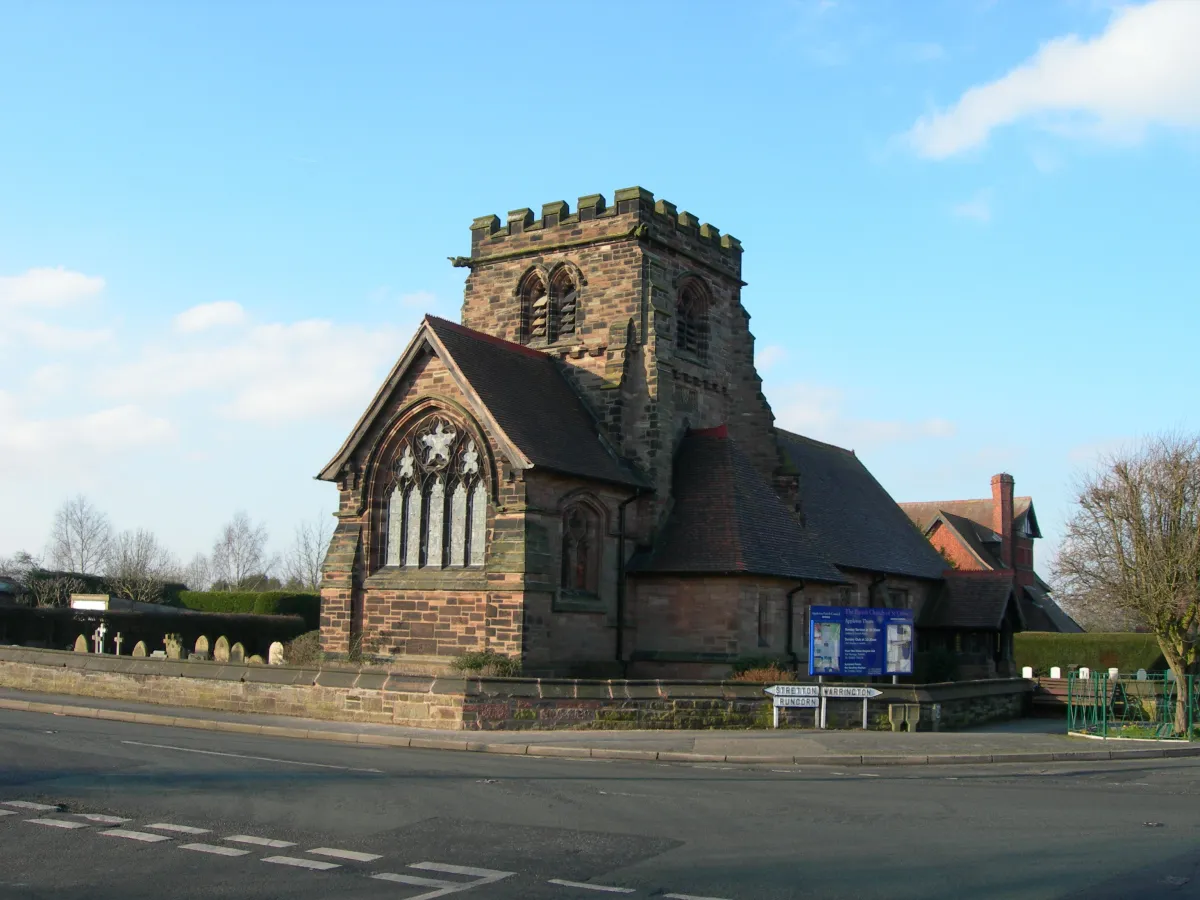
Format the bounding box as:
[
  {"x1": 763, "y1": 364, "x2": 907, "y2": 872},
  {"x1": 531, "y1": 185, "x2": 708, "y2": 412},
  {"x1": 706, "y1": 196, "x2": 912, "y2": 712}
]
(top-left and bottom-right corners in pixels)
[
  {"x1": 384, "y1": 415, "x2": 487, "y2": 569},
  {"x1": 549, "y1": 267, "x2": 579, "y2": 340},
  {"x1": 560, "y1": 501, "x2": 601, "y2": 594}
]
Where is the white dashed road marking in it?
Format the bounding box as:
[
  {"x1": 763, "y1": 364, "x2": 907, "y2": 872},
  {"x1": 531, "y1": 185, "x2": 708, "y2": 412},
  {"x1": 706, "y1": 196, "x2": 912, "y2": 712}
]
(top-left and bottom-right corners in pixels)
[
  {"x1": 372, "y1": 873, "x2": 457, "y2": 888},
  {"x1": 547, "y1": 879, "x2": 636, "y2": 894},
  {"x1": 4, "y1": 801, "x2": 58, "y2": 811},
  {"x1": 665, "y1": 894, "x2": 735, "y2": 900},
  {"x1": 411, "y1": 862, "x2": 513, "y2": 879},
  {"x1": 147, "y1": 823, "x2": 209, "y2": 834},
  {"x1": 179, "y1": 843, "x2": 251, "y2": 857},
  {"x1": 100, "y1": 828, "x2": 172, "y2": 843},
  {"x1": 262, "y1": 856, "x2": 340, "y2": 871},
  {"x1": 25, "y1": 818, "x2": 88, "y2": 830},
  {"x1": 308, "y1": 847, "x2": 383, "y2": 862},
  {"x1": 226, "y1": 834, "x2": 296, "y2": 848},
  {"x1": 0, "y1": 810, "x2": 17, "y2": 817},
  {"x1": 120, "y1": 740, "x2": 383, "y2": 774},
  {"x1": 76, "y1": 814, "x2": 130, "y2": 824}
]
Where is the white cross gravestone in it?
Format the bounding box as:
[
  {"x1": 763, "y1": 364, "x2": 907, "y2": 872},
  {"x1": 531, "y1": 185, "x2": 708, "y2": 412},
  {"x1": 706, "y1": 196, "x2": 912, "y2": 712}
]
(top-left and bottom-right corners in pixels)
[
  {"x1": 92, "y1": 622, "x2": 107, "y2": 654},
  {"x1": 1050, "y1": 667, "x2": 1062, "y2": 679},
  {"x1": 1136, "y1": 669, "x2": 1148, "y2": 681},
  {"x1": 1079, "y1": 667, "x2": 1090, "y2": 680},
  {"x1": 114, "y1": 632, "x2": 123, "y2": 656},
  {"x1": 1108, "y1": 667, "x2": 1119, "y2": 680}
]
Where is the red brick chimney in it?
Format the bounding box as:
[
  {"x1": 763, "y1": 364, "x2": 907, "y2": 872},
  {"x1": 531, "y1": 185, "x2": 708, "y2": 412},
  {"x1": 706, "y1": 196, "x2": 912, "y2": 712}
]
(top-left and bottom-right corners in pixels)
[{"x1": 991, "y1": 473, "x2": 1014, "y2": 570}]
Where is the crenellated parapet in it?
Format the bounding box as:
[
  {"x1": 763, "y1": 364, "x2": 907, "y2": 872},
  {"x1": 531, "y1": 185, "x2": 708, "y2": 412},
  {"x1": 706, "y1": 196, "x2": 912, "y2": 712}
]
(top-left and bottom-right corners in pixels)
[{"x1": 463, "y1": 186, "x2": 742, "y2": 280}]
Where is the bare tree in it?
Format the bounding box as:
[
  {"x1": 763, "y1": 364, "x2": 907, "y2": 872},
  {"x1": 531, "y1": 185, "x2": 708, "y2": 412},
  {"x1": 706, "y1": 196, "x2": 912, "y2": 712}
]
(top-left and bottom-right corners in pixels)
[
  {"x1": 283, "y1": 513, "x2": 333, "y2": 591},
  {"x1": 105, "y1": 529, "x2": 178, "y2": 604},
  {"x1": 0, "y1": 550, "x2": 40, "y2": 582},
  {"x1": 29, "y1": 573, "x2": 84, "y2": 608},
  {"x1": 182, "y1": 552, "x2": 214, "y2": 591},
  {"x1": 1054, "y1": 433, "x2": 1200, "y2": 733},
  {"x1": 211, "y1": 511, "x2": 273, "y2": 590},
  {"x1": 48, "y1": 495, "x2": 113, "y2": 574}
]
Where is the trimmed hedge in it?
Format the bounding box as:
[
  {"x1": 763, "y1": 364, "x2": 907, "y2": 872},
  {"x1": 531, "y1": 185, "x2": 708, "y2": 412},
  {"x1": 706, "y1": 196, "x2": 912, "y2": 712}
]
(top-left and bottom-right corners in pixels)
[
  {"x1": 1014, "y1": 632, "x2": 1165, "y2": 676},
  {"x1": 176, "y1": 591, "x2": 320, "y2": 629}
]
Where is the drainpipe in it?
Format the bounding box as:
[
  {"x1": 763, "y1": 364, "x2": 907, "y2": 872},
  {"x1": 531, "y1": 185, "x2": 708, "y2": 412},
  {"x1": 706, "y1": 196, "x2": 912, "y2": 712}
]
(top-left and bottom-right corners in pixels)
[
  {"x1": 616, "y1": 490, "x2": 642, "y2": 669},
  {"x1": 786, "y1": 583, "x2": 805, "y2": 672}
]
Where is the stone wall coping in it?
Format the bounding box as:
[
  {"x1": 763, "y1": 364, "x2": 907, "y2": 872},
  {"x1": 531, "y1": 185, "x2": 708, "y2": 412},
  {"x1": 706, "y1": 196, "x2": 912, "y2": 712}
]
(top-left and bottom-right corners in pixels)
[{"x1": 0, "y1": 647, "x2": 1030, "y2": 702}]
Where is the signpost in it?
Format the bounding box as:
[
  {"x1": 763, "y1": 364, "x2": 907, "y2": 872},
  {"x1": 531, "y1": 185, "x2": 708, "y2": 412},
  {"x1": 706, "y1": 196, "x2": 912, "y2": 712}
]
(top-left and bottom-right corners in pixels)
[{"x1": 765, "y1": 684, "x2": 883, "y2": 729}]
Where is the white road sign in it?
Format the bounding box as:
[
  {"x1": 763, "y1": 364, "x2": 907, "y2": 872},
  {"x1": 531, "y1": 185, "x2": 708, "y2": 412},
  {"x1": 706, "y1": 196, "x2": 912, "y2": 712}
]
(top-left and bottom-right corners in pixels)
[
  {"x1": 763, "y1": 685, "x2": 819, "y2": 697},
  {"x1": 772, "y1": 696, "x2": 820, "y2": 708},
  {"x1": 820, "y1": 686, "x2": 883, "y2": 699}
]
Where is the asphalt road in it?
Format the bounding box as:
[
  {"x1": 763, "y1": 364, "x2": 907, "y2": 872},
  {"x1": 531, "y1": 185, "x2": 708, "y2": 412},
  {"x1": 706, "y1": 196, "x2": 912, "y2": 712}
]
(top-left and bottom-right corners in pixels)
[{"x1": 2, "y1": 708, "x2": 1200, "y2": 900}]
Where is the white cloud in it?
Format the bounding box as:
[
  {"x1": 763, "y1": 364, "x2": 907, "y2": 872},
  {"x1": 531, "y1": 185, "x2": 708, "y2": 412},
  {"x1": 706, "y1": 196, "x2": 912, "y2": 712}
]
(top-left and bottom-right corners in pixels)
[
  {"x1": 0, "y1": 391, "x2": 174, "y2": 460},
  {"x1": 755, "y1": 345, "x2": 787, "y2": 372},
  {"x1": 173, "y1": 300, "x2": 246, "y2": 333},
  {"x1": 770, "y1": 382, "x2": 956, "y2": 449},
  {"x1": 98, "y1": 317, "x2": 409, "y2": 423},
  {"x1": 12, "y1": 319, "x2": 114, "y2": 350},
  {"x1": 0, "y1": 266, "x2": 105, "y2": 309},
  {"x1": 952, "y1": 190, "x2": 993, "y2": 223},
  {"x1": 907, "y1": 0, "x2": 1200, "y2": 158}
]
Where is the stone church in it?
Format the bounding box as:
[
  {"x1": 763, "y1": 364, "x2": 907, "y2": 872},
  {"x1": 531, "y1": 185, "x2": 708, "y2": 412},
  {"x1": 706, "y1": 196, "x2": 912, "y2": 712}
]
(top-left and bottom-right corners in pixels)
[{"x1": 317, "y1": 187, "x2": 960, "y2": 678}]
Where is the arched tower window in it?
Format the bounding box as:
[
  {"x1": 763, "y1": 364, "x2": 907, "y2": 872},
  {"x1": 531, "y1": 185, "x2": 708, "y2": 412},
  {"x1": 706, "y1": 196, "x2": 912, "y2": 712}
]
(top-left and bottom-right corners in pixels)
[
  {"x1": 549, "y1": 267, "x2": 579, "y2": 341},
  {"x1": 518, "y1": 270, "x2": 548, "y2": 344},
  {"x1": 675, "y1": 281, "x2": 710, "y2": 361},
  {"x1": 383, "y1": 414, "x2": 488, "y2": 569},
  {"x1": 560, "y1": 501, "x2": 602, "y2": 595}
]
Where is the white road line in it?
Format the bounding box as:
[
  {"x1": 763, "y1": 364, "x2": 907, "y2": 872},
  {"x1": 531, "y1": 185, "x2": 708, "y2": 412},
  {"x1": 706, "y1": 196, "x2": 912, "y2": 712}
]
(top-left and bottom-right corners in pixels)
[
  {"x1": 25, "y1": 818, "x2": 89, "y2": 829},
  {"x1": 547, "y1": 879, "x2": 636, "y2": 894},
  {"x1": 307, "y1": 847, "x2": 383, "y2": 862},
  {"x1": 0, "y1": 810, "x2": 16, "y2": 817},
  {"x1": 146, "y1": 823, "x2": 209, "y2": 834},
  {"x1": 75, "y1": 814, "x2": 130, "y2": 824},
  {"x1": 371, "y1": 873, "x2": 456, "y2": 888},
  {"x1": 665, "y1": 893, "x2": 735, "y2": 900},
  {"x1": 226, "y1": 834, "x2": 296, "y2": 848},
  {"x1": 3, "y1": 801, "x2": 59, "y2": 811},
  {"x1": 262, "y1": 855, "x2": 340, "y2": 871},
  {"x1": 120, "y1": 740, "x2": 383, "y2": 775},
  {"x1": 179, "y1": 843, "x2": 251, "y2": 857},
  {"x1": 412, "y1": 862, "x2": 515, "y2": 879},
  {"x1": 100, "y1": 828, "x2": 172, "y2": 842}
]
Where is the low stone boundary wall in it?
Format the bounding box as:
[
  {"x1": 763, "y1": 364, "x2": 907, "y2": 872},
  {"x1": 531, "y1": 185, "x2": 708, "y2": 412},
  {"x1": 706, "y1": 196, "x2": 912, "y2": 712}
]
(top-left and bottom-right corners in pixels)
[{"x1": 0, "y1": 646, "x2": 1030, "y2": 731}]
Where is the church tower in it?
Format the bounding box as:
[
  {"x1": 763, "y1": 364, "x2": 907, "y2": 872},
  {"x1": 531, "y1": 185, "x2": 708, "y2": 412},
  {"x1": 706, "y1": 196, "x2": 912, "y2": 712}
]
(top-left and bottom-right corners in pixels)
[{"x1": 456, "y1": 187, "x2": 790, "y2": 516}]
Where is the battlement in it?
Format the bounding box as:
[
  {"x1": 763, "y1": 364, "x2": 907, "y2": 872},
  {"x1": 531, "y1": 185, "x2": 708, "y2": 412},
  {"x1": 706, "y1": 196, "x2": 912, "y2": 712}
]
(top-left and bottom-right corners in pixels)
[{"x1": 469, "y1": 186, "x2": 743, "y2": 258}]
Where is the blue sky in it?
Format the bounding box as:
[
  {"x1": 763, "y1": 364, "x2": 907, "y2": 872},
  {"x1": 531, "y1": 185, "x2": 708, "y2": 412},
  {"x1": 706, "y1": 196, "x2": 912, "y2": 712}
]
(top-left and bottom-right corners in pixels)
[{"x1": 2, "y1": 0, "x2": 1198, "y2": 572}]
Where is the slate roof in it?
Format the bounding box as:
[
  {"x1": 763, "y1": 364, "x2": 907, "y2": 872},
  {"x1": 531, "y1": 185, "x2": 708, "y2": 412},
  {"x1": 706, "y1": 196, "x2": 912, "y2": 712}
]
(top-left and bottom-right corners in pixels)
[
  {"x1": 319, "y1": 316, "x2": 645, "y2": 489},
  {"x1": 1021, "y1": 584, "x2": 1084, "y2": 633},
  {"x1": 900, "y1": 497, "x2": 1039, "y2": 540},
  {"x1": 920, "y1": 572, "x2": 1022, "y2": 630},
  {"x1": 424, "y1": 318, "x2": 645, "y2": 488},
  {"x1": 775, "y1": 430, "x2": 948, "y2": 580},
  {"x1": 631, "y1": 426, "x2": 844, "y2": 582}
]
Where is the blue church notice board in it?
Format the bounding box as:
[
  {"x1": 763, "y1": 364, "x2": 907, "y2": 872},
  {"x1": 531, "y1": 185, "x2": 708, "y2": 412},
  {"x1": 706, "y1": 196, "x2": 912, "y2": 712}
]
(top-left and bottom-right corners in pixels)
[{"x1": 808, "y1": 606, "x2": 915, "y2": 677}]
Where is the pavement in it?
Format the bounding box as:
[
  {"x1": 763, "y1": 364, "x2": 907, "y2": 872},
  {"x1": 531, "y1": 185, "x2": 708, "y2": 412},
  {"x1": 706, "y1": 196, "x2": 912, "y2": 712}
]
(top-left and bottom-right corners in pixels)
[
  {"x1": 1, "y1": 686, "x2": 1196, "y2": 766},
  {"x1": 4, "y1": 701, "x2": 1200, "y2": 899}
]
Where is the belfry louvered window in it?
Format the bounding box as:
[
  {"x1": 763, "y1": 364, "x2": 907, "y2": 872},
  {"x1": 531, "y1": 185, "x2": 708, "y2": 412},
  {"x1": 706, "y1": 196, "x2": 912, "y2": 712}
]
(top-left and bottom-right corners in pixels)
[
  {"x1": 518, "y1": 271, "x2": 548, "y2": 344},
  {"x1": 675, "y1": 281, "x2": 709, "y2": 361},
  {"x1": 385, "y1": 415, "x2": 487, "y2": 569},
  {"x1": 549, "y1": 267, "x2": 579, "y2": 341}
]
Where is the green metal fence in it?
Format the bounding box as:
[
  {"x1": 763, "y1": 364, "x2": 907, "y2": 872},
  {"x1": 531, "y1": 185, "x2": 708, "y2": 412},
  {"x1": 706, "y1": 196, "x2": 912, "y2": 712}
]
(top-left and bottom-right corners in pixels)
[{"x1": 1067, "y1": 671, "x2": 1198, "y2": 740}]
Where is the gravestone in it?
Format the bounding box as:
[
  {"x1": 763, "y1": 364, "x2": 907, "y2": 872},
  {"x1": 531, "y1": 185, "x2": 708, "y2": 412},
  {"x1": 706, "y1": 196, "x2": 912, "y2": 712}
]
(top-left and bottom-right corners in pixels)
[
  {"x1": 213, "y1": 636, "x2": 230, "y2": 663},
  {"x1": 1079, "y1": 667, "x2": 1090, "y2": 679},
  {"x1": 73, "y1": 635, "x2": 88, "y2": 653},
  {"x1": 1108, "y1": 667, "x2": 1119, "y2": 680},
  {"x1": 247, "y1": 654, "x2": 264, "y2": 665},
  {"x1": 268, "y1": 641, "x2": 284, "y2": 666},
  {"x1": 229, "y1": 642, "x2": 245, "y2": 663},
  {"x1": 132, "y1": 641, "x2": 148, "y2": 658},
  {"x1": 1167, "y1": 670, "x2": 1177, "y2": 682},
  {"x1": 194, "y1": 636, "x2": 210, "y2": 660},
  {"x1": 1136, "y1": 668, "x2": 1148, "y2": 681},
  {"x1": 164, "y1": 634, "x2": 183, "y2": 660},
  {"x1": 1050, "y1": 666, "x2": 1062, "y2": 679},
  {"x1": 150, "y1": 650, "x2": 167, "y2": 658},
  {"x1": 1021, "y1": 666, "x2": 1033, "y2": 679}
]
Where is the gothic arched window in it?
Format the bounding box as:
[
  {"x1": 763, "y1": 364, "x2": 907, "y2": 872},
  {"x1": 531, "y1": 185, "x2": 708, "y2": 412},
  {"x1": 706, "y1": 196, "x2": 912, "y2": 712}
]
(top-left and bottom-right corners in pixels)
[
  {"x1": 560, "y1": 502, "x2": 602, "y2": 594},
  {"x1": 518, "y1": 270, "x2": 548, "y2": 344},
  {"x1": 675, "y1": 281, "x2": 709, "y2": 361},
  {"x1": 549, "y1": 267, "x2": 579, "y2": 341},
  {"x1": 384, "y1": 415, "x2": 487, "y2": 569}
]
